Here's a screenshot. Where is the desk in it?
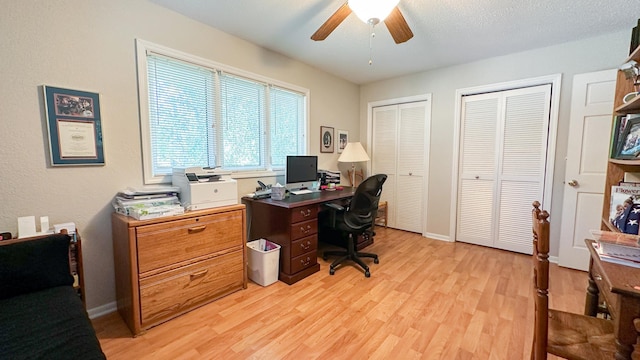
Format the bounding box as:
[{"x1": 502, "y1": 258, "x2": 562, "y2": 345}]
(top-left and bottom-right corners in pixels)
[
  {"x1": 584, "y1": 239, "x2": 640, "y2": 360},
  {"x1": 242, "y1": 188, "x2": 355, "y2": 285}
]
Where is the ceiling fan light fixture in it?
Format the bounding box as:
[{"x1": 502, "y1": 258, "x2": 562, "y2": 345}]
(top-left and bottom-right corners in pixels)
[{"x1": 349, "y1": 0, "x2": 400, "y2": 24}]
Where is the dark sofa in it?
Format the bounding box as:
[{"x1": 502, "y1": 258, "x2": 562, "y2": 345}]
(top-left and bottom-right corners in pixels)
[{"x1": 0, "y1": 233, "x2": 105, "y2": 360}]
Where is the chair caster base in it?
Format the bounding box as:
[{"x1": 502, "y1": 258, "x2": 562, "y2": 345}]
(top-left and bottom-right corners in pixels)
[
  {"x1": 374, "y1": 258, "x2": 379, "y2": 264},
  {"x1": 365, "y1": 270, "x2": 370, "y2": 277},
  {"x1": 329, "y1": 268, "x2": 335, "y2": 275}
]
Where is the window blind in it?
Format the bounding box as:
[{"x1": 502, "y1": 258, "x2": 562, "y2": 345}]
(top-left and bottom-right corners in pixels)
[
  {"x1": 147, "y1": 54, "x2": 216, "y2": 175},
  {"x1": 220, "y1": 73, "x2": 266, "y2": 170},
  {"x1": 270, "y1": 86, "x2": 304, "y2": 167}
]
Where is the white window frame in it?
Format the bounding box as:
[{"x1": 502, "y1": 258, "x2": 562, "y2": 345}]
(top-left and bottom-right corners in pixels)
[{"x1": 135, "y1": 39, "x2": 310, "y2": 184}]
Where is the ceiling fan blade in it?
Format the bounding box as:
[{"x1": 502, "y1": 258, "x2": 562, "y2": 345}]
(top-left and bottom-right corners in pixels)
[
  {"x1": 311, "y1": 2, "x2": 352, "y2": 41},
  {"x1": 384, "y1": 6, "x2": 414, "y2": 44}
]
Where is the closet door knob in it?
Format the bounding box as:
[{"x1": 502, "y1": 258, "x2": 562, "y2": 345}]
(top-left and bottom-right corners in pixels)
[{"x1": 568, "y1": 180, "x2": 578, "y2": 187}]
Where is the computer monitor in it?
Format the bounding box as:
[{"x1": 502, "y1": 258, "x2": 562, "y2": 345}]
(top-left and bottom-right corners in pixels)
[{"x1": 285, "y1": 155, "x2": 318, "y2": 191}]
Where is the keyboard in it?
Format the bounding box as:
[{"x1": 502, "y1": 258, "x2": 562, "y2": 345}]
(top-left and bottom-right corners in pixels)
[{"x1": 291, "y1": 189, "x2": 312, "y2": 195}]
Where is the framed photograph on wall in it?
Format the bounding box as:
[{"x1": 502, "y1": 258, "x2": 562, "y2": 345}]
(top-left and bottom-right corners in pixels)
[
  {"x1": 43, "y1": 85, "x2": 104, "y2": 166},
  {"x1": 337, "y1": 130, "x2": 348, "y2": 153},
  {"x1": 321, "y1": 126, "x2": 334, "y2": 153},
  {"x1": 615, "y1": 115, "x2": 640, "y2": 159}
]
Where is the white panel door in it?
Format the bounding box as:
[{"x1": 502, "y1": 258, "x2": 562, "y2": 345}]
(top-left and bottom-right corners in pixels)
[
  {"x1": 372, "y1": 105, "x2": 398, "y2": 228},
  {"x1": 396, "y1": 102, "x2": 427, "y2": 233},
  {"x1": 457, "y1": 85, "x2": 551, "y2": 253},
  {"x1": 559, "y1": 69, "x2": 616, "y2": 270}
]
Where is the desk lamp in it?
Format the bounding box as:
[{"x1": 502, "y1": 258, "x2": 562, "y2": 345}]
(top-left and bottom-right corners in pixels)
[{"x1": 338, "y1": 142, "x2": 370, "y2": 187}]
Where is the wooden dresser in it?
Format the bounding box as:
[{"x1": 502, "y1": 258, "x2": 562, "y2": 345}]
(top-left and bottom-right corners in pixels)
[{"x1": 111, "y1": 205, "x2": 246, "y2": 336}]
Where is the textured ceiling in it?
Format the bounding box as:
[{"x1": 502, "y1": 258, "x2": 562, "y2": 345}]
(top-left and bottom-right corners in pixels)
[{"x1": 149, "y1": 0, "x2": 640, "y2": 84}]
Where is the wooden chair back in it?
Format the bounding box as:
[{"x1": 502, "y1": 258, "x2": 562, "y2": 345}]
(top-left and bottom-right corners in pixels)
[{"x1": 531, "y1": 200, "x2": 550, "y2": 360}]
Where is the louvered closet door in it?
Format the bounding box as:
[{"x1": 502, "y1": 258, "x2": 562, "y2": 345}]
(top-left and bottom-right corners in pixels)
[
  {"x1": 395, "y1": 102, "x2": 426, "y2": 233},
  {"x1": 495, "y1": 85, "x2": 550, "y2": 253},
  {"x1": 372, "y1": 105, "x2": 398, "y2": 228},
  {"x1": 457, "y1": 85, "x2": 550, "y2": 253},
  {"x1": 457, "y1": 94, "x2": 499, "y2": 247}
]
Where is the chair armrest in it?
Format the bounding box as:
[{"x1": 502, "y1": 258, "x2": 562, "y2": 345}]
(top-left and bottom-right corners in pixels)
[
  {"x1": 324, "y1": 203, "x2": 345, "y2": 212},
  {"x1": 323, "y1": 202, "x2": 345, "y2": 228}
]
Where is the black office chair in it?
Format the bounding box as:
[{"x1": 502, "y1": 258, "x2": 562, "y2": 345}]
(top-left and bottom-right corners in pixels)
[{"x1": 322, "y1": 174, "x2": 387, "y2": 277}]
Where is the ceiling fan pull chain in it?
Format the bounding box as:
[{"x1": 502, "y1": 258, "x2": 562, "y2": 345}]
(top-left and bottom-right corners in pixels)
[{"x1": 369, "y1": 22, "x2": 376, "y2": 65}]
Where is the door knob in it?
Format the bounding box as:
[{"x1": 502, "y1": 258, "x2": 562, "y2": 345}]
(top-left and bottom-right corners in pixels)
[{"x1": 568, "y1": 180, "x2": 578, "y2": 187}]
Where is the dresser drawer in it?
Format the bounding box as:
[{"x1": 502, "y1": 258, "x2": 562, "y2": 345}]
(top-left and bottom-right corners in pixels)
[
  {"x1": 590, "y1": 259, "x2": 617, "y2": 313},
  {"x1": 291, "y1": 235, "x2": 317, "y2": 258},
  {"x1": 139, "y1": 249, "x2": 244, "y2": 327},
  {"x1": 291, "y1": 205, "x2": 318, "y2": 223},
  {"x1": 137, "y1": 210, "x2": 243, "y2": 273},
  {"x1": 290, "y1": 219, "x2": 317, "y2": 241},
  {"x1": 290, "y1": 251, "x2": 317, "y2": 273}
]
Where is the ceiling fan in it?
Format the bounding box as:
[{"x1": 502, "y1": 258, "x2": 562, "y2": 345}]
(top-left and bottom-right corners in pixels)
[{"x1": 311, "y1": 0, "x2": 414, "y2": 44}]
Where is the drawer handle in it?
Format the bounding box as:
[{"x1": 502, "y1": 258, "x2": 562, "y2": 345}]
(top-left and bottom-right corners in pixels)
[
  {"x1": 300, "y1": 209, "x2": 312, "y2": 217},
  {"x1": 301, "y1": 241, "x2": 310, "y2": 250},
  {"x1": 594, "y1": 274, "x2": 602, "y2": 281},
  {"x1": 188, "y1": 225, "x2": 207, "y2": 233},
  {"x1": 301, "y1": 257, "x2": 310, "y2": 266},
  {"x1": 190, "y1": 269, "x2": 209, "y2": 280},
  {"x1": 300, "y1": 225, "x2": 311, "y2": 234}
]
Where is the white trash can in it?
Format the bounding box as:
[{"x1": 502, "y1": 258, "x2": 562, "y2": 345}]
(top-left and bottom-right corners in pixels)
[{"x1": 247, "y1": 239, "x2": 281, "y2": 286}]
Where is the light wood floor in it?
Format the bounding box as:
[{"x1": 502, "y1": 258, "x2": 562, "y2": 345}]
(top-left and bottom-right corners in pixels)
[{"x1": 93, "y1": 228, "x2": 587, "y2": 359}]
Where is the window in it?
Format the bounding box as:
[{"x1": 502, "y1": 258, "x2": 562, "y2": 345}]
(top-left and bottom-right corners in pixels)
[{"x1": 137, "y1": 39, "x2": 308, "y2": 183}]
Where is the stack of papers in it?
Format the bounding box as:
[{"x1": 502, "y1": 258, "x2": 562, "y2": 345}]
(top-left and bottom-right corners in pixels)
[
  {"x1": 590, "y1": 230, "x2": 640, "y2": 268},
  {"x1": 112, "y1": 186, "x2": 183, "y2": 220}
]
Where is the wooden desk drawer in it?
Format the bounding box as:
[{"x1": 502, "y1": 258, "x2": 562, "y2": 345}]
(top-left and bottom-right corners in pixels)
[
  {"x1": 137, "y1": 211, "x2": 243, "y2": 273},
  {"x1": 139, "y1": 249, "x2": 244, "y2": 327},
  {"x1": 591, "y1": 259, "x2": 617, "y2": 313},
  {"x1": 291, "y1": 219, "x2": 317, "y2": 241},
  {"x1": 291, "y1": 205, "x2": 318, "y2": 223},
  {"x1": 291, "y1": 235, "x2": 317, "y2": 258},
  {"x1": 290, "y1": 251, "x2": 317, "y2": 273}
]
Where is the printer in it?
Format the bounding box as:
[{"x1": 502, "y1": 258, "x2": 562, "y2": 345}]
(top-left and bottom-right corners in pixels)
[{"x1": 172, "y1": 167, "x2": 238, "y2": 211}]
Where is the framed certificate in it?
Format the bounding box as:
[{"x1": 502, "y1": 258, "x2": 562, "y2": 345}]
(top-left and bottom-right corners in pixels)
[{"x1": 43, "y1": 86, "x2": 104, "y2": 166}]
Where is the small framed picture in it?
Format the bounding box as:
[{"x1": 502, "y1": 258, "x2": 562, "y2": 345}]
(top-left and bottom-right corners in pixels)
[
  {"x1": 337, "y1": 130, "x2": 348, "y2": 153},
  {"x1": 43, "y1": 85, "x2": 104, "y2": 166},
  {"x1": 615, "y1": 116, "x2": 640, "y2": 159},
  {"x1": 321, "y1": 126, "x2": 334, "y2": 153}
]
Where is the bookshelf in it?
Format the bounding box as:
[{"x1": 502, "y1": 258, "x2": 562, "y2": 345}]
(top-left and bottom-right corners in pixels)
[{"x1": 601, "y1": 44, "x2": 640, "y2": 232}]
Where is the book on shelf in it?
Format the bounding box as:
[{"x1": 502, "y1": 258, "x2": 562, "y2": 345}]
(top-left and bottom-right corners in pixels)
[
  {"x1": 609, "y1": 184, "x2": 640, "y2": 234},
  {"x1": 624, "y1": 172, "x2": 640, "y2": 183}
]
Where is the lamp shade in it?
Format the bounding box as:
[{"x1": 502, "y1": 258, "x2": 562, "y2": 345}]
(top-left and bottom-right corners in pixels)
[
  {"x1": 349, "y1": 0, "x2": 400, "y2": 24},
  {"x1": 338, "y1": 142, "x2": 370, "y2": 163}
]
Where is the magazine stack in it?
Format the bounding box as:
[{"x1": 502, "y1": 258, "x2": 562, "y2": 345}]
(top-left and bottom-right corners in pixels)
[
  {"x1": 609, "y1": 178, "x2": 640, "y2": 234},
  {"x1": 590, "y1": 230, "x2": 640, "y2": 268},
  {"x1": 112, "y1": 186, "x2": 184, "y2": 220}
]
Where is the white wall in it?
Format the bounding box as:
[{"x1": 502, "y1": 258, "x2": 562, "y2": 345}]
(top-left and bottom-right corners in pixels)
[
  {"x1": 360, "y1": 31, "x2": 630, "y2": 256},
  {"x1": 0, "y1": 0, "x2": 359, "y2": 312}
]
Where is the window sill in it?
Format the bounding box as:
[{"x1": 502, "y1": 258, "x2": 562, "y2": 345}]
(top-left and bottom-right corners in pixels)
[{"x1": 230, "y1": 170, "x2": 283, "y2": 180}]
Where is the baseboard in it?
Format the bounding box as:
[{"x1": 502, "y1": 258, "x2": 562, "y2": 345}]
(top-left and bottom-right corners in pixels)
[
  {"x1": 424, "y1": 232, "x2": 451, "y2": 242},
  {"x1": 549, "y1": 255, "x2": 559, "y2": 264},
  {"x1": 87, "y1": 301, "x2": 117, "y2": 319}
]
